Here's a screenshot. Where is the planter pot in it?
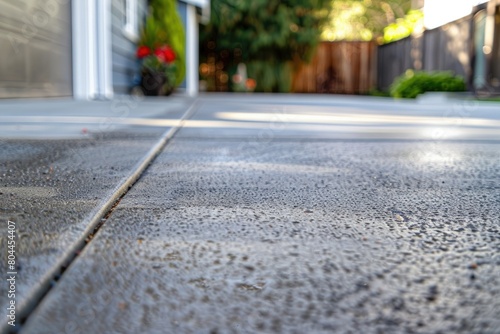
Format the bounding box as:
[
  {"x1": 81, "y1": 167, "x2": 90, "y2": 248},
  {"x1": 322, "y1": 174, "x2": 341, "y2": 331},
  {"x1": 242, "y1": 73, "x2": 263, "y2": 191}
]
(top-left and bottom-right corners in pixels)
[{"x1": 141, "y1": 70, "x2": 173, "y2": 96}]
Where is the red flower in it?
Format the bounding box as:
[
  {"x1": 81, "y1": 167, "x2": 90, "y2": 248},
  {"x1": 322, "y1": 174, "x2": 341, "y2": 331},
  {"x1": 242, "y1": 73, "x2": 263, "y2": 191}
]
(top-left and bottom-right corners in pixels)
[
  {"x1": 154, "y1": 45, "x2": 176, "y2": 64},
  {"x1": 246, "y1": 78, "x2": 256, "y2": 90},
  {"x1": 136, "y1": 46, "x2": 151, "y2": 59}
]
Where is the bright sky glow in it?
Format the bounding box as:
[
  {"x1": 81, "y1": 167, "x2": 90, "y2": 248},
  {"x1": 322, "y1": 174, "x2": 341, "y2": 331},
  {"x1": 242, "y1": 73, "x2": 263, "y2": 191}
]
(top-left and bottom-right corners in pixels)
[{"x1": 424, "y1": 0, "x2": 489, "y2": 29}]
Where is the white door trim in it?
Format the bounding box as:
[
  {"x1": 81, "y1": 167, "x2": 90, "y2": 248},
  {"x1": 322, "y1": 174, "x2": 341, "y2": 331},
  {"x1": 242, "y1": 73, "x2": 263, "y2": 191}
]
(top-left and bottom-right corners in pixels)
[
  {"x1": 72, "y1": 0, "x2": 113, "y2": 100},
  {"x1": 96, "y1": 0, "x2": 114, "y2": 99},
  {"x1": 186, "y1": 4, "x2": 198, "y2": 96}
]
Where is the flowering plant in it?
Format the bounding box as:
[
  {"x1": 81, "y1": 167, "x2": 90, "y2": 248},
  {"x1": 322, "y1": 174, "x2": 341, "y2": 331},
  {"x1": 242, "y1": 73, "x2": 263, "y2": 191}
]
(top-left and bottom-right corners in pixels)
[
  {"x1": 136, "y1": 44, "x2": 177, "y2": 95},
  {"x1": 135, "y1": 8, "x2": 184, "y2": 95}
]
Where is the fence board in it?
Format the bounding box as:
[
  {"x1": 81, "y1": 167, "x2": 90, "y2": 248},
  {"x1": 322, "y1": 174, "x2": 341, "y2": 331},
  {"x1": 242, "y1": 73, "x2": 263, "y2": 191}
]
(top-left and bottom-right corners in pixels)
[
  {"x1": 377, "y1": 16, "x2": 472, "y2": 91},
  {"x1": 292, "y1": 41, "x2": 376, "y2": 94}
]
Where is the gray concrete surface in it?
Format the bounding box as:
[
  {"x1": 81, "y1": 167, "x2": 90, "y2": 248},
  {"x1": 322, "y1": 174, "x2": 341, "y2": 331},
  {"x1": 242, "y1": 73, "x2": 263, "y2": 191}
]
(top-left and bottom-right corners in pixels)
[
  {"x1": 0, "y1": 98, "x2": 189, "y2": 139},
  {"x1": 0, "y1": 96, "x2": 194, "y2": 332},
  {"x1": 10, "y1": 94, "x2": 499, "y2": 333},
  {"x1": 179, "y1": 95, "x2": 500, "y2": 140}
]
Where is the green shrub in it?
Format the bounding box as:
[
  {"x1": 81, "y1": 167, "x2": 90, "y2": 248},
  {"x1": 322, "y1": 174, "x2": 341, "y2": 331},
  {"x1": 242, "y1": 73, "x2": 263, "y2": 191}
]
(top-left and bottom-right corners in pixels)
[
  {"x1": 247, "y1": 60, "x2": 292, "y2": 93},
  {"x1": 146, "y1": 0, "x2": 186, "y2": 86},
  {"x1": 390, "y1": 70, "x2": 466, "y2": 98}
]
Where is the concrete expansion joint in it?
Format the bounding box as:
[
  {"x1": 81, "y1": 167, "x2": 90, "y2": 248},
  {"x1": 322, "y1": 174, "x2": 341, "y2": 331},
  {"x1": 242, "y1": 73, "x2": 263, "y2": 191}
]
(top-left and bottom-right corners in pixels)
[{"x1": 4, "y1": 100, "x2": 199, "y2": 334}]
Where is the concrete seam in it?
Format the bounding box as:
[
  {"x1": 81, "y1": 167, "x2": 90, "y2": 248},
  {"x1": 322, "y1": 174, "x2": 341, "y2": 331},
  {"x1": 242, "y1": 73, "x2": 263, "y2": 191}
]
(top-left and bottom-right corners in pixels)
[{"x1": 8, "y1": 99, "x2": 199, "y2": 333}]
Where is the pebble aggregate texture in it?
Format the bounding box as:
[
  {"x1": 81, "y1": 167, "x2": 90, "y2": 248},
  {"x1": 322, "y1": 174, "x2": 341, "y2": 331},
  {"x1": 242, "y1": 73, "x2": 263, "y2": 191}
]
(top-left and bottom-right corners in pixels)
[
  {"x1": 0, "y1": 96, "x2": 499, "y2": 334},
  {"x1": 0, "y1": 132, "x2": 165, "y2": 314},
  {"x1": 0, "y1": 97, "x2": 190, "y2": 334},
  {"x1": 24, "y1": 141, "x2": 500, "y2": 333}
]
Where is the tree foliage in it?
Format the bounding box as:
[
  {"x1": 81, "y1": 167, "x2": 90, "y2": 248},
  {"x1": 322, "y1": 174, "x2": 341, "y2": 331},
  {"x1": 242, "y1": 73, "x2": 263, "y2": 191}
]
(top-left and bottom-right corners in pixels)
[
  {"x1": 383, "y1": 9, "x2": 423, "y2": 43},
  {"x1": 322, "y1": 0, "x2": 412, "y2": 42},
  {"x1": 200, "y1": 0, "x2": 331, "y2": 92}
]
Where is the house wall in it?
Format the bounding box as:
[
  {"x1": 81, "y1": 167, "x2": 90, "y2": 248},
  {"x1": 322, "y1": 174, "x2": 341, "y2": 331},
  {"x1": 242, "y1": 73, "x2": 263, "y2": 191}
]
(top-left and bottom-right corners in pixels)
[{"x1": 111, "y1": 0, "x2": 148, "y2": 95}]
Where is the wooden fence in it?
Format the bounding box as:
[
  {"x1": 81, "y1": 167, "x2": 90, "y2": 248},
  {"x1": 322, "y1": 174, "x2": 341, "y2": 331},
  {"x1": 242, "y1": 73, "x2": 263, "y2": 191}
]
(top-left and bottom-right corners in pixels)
[
  {"x1": 377, "y1": 16, "x2": 473, "y2": 91},
  {"x1": 376, "y1": 37, "x2": 416, "y2": 91},
  {"x1": 292, "y1": 41, "x2": 377, "y2": 94}
]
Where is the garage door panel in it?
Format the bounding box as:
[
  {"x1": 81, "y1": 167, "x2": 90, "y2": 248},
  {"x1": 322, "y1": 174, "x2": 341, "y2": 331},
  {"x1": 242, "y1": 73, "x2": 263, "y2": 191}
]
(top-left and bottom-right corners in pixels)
[
  {"x1": 27, "y1": 42, "x2": 71, "y2": 86},
  {"x1": 0, "y1": 1, "x2": 69, "y2": 41},
  {"x1": 1, "y1": 0, "x2": 28, "y2": 12},
  {"x1": 0, "y1": 35, "x2": 28, "y2": 82},
  {"x1": 0, "y1": 0, "x2": 72, "y2": 98}
]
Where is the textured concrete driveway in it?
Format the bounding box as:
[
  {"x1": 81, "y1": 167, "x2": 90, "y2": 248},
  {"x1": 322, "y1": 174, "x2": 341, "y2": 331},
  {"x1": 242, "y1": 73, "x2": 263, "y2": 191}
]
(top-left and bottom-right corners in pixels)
[
  {"x1": 0, "y1": 97, "x2": 193, "y2": 333},
  {"x1": 2, "y1": 94, "x2": 500, "y2": 333}
]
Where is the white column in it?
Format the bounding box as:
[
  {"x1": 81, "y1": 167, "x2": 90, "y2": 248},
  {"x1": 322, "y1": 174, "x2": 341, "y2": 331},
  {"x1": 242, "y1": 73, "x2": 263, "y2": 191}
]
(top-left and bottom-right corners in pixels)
[
  {"x1": 96, "y1": 0, "x2": 114, "y2": 99},
  {"x1": 186, "y1": 4, "x2": 199, "y2": 96},
  {"x1": 72, "y1": 0, "x2": 96, "y2": 99},
  {"x1": 72, "y1": 0, "x2": 113, "y2": 100}
]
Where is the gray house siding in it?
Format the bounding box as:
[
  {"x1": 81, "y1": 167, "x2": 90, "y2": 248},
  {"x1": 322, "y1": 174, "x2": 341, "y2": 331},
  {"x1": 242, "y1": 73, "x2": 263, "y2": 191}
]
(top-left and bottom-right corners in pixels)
[{"x1": 111, "y1": 0, "x2": 148, "y2": 95}]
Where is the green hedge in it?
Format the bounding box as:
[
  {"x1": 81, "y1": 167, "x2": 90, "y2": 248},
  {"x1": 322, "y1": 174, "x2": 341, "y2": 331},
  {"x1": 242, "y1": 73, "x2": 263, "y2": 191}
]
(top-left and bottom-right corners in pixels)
[
  {"x1": 147, "y1": 0, "x2": 186, "y2": 86},
  {"x1": 390, "y1": 70, "x2": 466, "y2": 98}
]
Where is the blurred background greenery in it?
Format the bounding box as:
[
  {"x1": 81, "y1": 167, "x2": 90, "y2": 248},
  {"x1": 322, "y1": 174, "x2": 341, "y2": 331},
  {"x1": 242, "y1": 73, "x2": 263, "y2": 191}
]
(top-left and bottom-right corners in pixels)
[{"x1": 199, "y1": 0, "x2": 420, "y2": 93}]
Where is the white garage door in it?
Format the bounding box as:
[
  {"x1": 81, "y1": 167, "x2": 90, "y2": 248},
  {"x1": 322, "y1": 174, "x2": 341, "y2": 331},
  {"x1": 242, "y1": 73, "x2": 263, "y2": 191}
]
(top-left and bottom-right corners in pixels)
[{"x1": 0, "y1": 0, "x2": 72, "y2": 98}]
